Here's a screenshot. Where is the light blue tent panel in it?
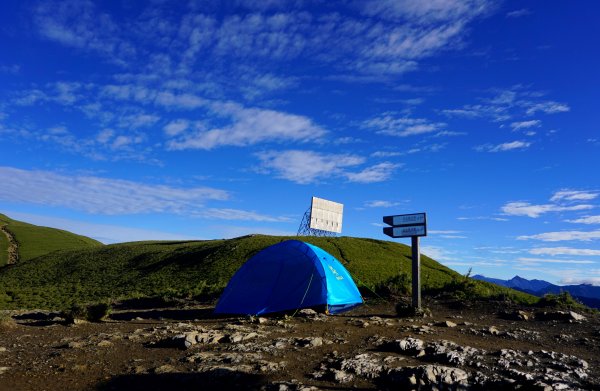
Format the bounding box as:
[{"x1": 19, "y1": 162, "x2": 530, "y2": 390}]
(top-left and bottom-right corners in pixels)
[{"x1": 214, "y1": 240, "x2": 363, "y2": 315}]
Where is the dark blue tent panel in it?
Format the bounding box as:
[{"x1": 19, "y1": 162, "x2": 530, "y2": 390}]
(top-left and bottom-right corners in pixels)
[{"x1": 214, "y1": 240, "x2": 363, "y2": 315}]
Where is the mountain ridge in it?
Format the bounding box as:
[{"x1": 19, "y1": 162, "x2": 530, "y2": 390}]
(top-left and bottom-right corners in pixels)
[{"x1": 473, "y1": 274, "x2": 600, "y2": 309}]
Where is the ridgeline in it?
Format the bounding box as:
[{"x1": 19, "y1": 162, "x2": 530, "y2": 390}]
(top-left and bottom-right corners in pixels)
[{"x1": 0, "y1": 221, "x2": 536, "y2": 309}]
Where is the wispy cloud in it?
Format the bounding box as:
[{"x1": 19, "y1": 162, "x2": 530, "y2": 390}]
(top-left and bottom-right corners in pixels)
[
  {"x1": 345, "y1": 162, "x2": 399, "y2": 183},
  {"x1": 197, "y1": 208, "x2": 292, "y2": 223},
  {"x1": 0, "y1": 166, "x2": 229, "y2": 215},
  {"x1": 510, "y1": 120, "x2": 540, "y2": 131},
  {"x1": 506, "y1": 9, "x2": 532, "y2": 18},
  {"x1": 567, "y1": 215, "x2": 600, "y2": 224},
  {"x1": 518, "y1": 230, "x2": 600, "y2": 242},
  {"x1": 529, "y1": 247, "x2": 600, "y2": 256},
  {"x1": 167, "y1": 104, "x2": 326, "y2": 150},
  {"x1": 442, "y1": 86, "x2": 570, "y2": 123},
  {"x1": 550, "y1": 189, "x2": 598, "y2": 202},
  {"x1": 475, "y1": 140, "x2": 531, "y2": 152},
  {"x1": 363, "y1": 115, "x2": 447, "y2": 137},
  {"x1": 364, "y1": 200, "x2": 404, "y2": 208},
  {"x1": 256, "y1": 150, "x2": 398, "y2": 184},
  {"x1": 501, "y1": 202, "x2": 594, "y2": 218},
  {"x1": 516, "y1": 257, "x2": 595, "y2": 265}
]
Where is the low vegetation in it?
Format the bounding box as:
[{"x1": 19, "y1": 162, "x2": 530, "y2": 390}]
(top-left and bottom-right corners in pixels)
[
  {"x1": 0, "y1": 234, "x2": 537, "y2": 310},
  {"x1": 537, "y1": 291, "x2": 590, "y2": 312}
]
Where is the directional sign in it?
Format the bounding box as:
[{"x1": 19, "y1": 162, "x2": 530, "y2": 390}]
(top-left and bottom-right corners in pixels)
[
  {"x1": 383, "y1": 213, "x2": 426, "y2": 227},
  {"x1": 383, "y1": 225, "x2": 427, "y2": 238}
]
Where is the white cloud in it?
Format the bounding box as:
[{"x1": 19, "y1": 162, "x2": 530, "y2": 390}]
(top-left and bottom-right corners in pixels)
[
  {"x1": 506, "y1": 9, "x2": 532, "y2": 18},
  {"x1": 420, "y1": 245, "x2": 456, "y2": 261},
  {"x1": 475, "y1": 140, "x2": 531, "y2": 152},
  {"x1": 345, "y1": 162, "x2": 399, "y2": 183},
  {"x1": 516, "y1": 257, "x2": 594, "y2": 264},
  {"x1": 359, "y1": 0, "x2": 493, "y2": 22},
  {"x1": 567, "y1": 215, "x2": 600, "y2": 224},
  {"x1": 168, "y1": 104, "x2": 326, "y2": 150},
  {"x1": 550, "y1": 189, "x2": 598, "y2": 202},
  {"x1": 364, "y1": 200, "x2": 403, "y2": 208},
  {"x1": 510, "y1": 120, "x2": 540, "y2": 131},
  {"x1": 526, "y1": 101, "x2": 570, "y2": 115},
  {"x1": 363, "y1": 115, "x2": 446, "y2": 137},
  {"x1": 518, "y1": 230, "x2": 600, "y2": 242},
  {"x1": 501, "y1": 202, "x2": 594, "y2": 218},
  {"x1": 0, "y1": 166, "x2": 229, "y2": 215},
  {"x1": 559, "y1": 277, "x2": 600, "y2": 286},
  {"x1": 529, "y1": 247, "x2": 600, "y2": 256},
  {"x1": 163, "y1": 119, "x2": 190, "y2": 136},
  {"x1": 197, "y1": 208, "x2": 292, "y2": 223},
  {"x1": 256, "y1": 150, "x2": 364, "y2": 184}
]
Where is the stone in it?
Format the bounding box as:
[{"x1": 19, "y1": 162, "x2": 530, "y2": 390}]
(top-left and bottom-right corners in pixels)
[
  {"x1": 394, "y1": 337, "x2": 425, "y2": 354},
  {"x1": 488, "y1": 326, "x2": 500, "y2": 335},
  {"x1": 384, "y1": 365, "x2": 469, "y2": 389},
  {"x1": 258, "y1": 317, "x2": 269, "y2": 324},
  {"x1": 153, "y1": 364, "x2": 176, "y2": 374},
  {"x1": 297, "y1": 309, "x2": 317, "y2": 317},
  {"x1": 195, "y1": 332, "x2": 225, "y2": 344},
  {"x1": 0, "y1": 367, "x2": 9, "y2": 375},
  {"x1": 339, "y1": 354, "x2": 385, "y2": 379},
  {"x1": 437, "y1": 320, "x2": 457, "y2": 328},
  {"x1": 0, "y1": 347, "x2": 6, "y2": 353},
  {"x1": 332, "y1": 369, "x2": 354, "y2": 383},
  {"x1": 97, "y1": 340, "x2": 113, "y2": 347}
]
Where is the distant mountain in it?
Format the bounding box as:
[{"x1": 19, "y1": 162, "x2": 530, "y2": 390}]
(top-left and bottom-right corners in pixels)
[{"x1": 473, "y1": 274, "x2": 600, "y2": 309}]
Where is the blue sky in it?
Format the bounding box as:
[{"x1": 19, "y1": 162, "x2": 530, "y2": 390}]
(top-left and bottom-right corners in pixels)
[{"x1": 1, "y1": 0, "x2": 599, "y2": 285}]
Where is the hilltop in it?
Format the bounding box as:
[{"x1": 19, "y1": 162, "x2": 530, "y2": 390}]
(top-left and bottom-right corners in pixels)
[
  {"x1": 0, "y1": 233, "x2": 535, "y2": 310},
  {"x1": 0, "y1": 213, "x2": 102, "y2": 266}
]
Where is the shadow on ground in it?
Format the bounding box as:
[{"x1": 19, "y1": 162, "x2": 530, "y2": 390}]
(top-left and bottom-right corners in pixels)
[
  {"x1": 96, "y1": 370, "x2": 266, "y2": 391},
  {"x1": 109, "y1": 308, "x2": 232, "y2": 322}
]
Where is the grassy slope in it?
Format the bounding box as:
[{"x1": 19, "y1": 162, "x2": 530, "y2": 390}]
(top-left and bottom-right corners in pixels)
[
  {"x1": 0, "y1": 214, "x2": 102, "y2": 262},
  {"x1": 0, "y1": 225, "x2": 7, "y2": 266},
  {"x1": 0, "y1": 235, "x2": 536, "y2": 310}
]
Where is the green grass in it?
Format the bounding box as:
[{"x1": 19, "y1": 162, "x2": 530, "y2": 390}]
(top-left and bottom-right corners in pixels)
[
  {"x1": 0, "y1": 213, "x2": 102, "y2": 262},
  {"x1": 0, "y1": 234, "x2": 537, "y2": 310}
]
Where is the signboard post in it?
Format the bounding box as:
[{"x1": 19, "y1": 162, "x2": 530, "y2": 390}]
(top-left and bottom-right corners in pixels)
[{"x1": 382, "y1": 213, "x2": 427, "y2": 309}]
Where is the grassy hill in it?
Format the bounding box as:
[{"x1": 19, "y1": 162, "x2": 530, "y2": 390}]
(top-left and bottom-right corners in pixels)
[
  {"x1": 0, "y1": 213, "x2": 103, "y2": 266},
  {"x1": 0, "y1": 234, "x2": 536, "y2": 310}
]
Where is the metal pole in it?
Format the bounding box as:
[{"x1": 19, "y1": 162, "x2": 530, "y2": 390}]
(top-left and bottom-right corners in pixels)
[{"x1": 411, "y1": 236, "x2": 421, "y2": 309}]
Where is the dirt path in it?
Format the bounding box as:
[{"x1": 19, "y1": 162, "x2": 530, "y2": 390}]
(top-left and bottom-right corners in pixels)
[{"x1": 0, "y1": 225, "x2": 19, "y2": 265}]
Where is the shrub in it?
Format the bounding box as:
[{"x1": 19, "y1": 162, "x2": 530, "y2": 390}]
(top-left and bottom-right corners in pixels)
[
  {"x1": 86, "y1": 302, "x2": 111, "y2": 322},
  {"x1": 62, "y1": 302, "x2": 112, "y2": 323},
  {"x1": 537, "y1": 292, "x2": 587, "y2": 311},
  {"x1": 0, "y1": 311, "x2": 16, "y2": 328},
  {"x1": 376, "y1": 273, "x2": 411, "y2": 297}
]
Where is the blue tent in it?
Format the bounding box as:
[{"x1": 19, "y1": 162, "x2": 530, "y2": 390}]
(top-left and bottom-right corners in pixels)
[{"x1": 214, "y1": 240, "x2": 363, "y2": 315}]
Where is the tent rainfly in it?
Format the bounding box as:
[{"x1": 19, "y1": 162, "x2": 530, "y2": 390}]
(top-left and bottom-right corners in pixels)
[{"x1": 214, "y1": 240, "x2": 363, "y2": 315}]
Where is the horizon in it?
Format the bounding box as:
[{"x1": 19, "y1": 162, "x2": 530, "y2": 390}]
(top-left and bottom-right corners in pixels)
[{"x1": 1, "y1": 1, "x2": 599, "y2": 286}]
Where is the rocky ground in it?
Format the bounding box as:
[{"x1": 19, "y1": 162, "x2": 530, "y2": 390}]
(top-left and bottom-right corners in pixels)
[{"x1": 0, "y1": 298, "x2": 599, "y2": 390}]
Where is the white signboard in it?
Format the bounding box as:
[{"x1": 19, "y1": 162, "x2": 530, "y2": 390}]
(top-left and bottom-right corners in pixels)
[{"x1": 309, "y1": 196, "x2": 343, "y2": 233}]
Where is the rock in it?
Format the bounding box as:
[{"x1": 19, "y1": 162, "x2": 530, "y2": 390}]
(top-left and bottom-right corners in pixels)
[
  {"x1": 339, "y1": 353, "x2": 385, "y2": 379},
  {"x1": 0, "y1": 367, "x2": 9, "y2": 375},
  {"x1": 195, "y1": 332, "x2": 225, "y2": 344},
  {"x1": 535, "y1": 310, "x2": 586, "y2": 321},
  {"x1": 0, "y1": 347, "x2": 6, "y2": 353},
  {"x1": 384, "y1": 365, "x2": 469, "y2": 389},
  {"x1": 393, "y1": 337, "x2": 425, "y2": 355},
  {"x1": 258, "y1": 317, "x2": 269, "y2": 324},
  {"x1": 568, "y1": 311, "x2": 585, "y2": 321},
  {"x1": 488, "y1": 326, "x2": 500, "y2": 335},
  {"x1": 172, "y1": 332, "x2": 199, "y2": 349},
  {"x1": 297, "y1": 309, "x2": 317, "y2": 317},
  {"x1": 500, "y1": 310, "x2": 530, "y2": 321},
  {"x1": 66, "y1": 341, "x2": 84, "y2": 349},
  {"x1": 295, "y1": 337, "x2": 323, "y2": 347},
  {"x1": 437, "y1": 320, "x2": 457, "y2": 328},
  {"x1": 332, "y1": 369, "x2": 354, "y2": 383},
  {"x1": 97, "y1": 340, "x2": 113, "y2": 347}
]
